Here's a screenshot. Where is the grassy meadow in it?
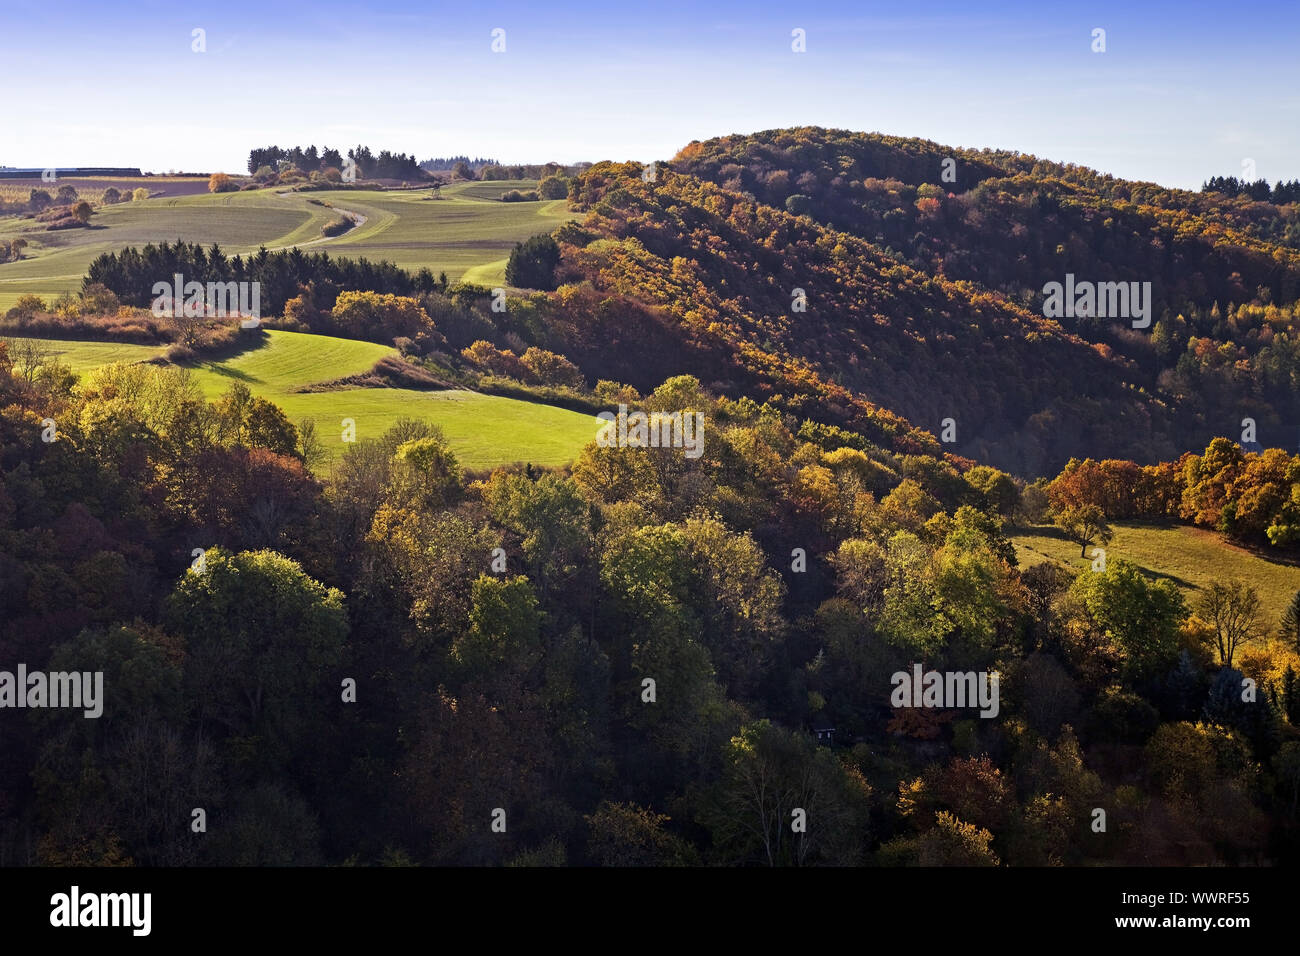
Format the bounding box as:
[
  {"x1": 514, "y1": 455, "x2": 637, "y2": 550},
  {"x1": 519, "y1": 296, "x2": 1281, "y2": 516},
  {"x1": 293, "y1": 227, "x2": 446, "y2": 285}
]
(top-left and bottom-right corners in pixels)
[
  {"x1": 3, "y1": 330, "x2": 600, "y2": 471},
  {"x1": 1013, "y1": 521, "x2": 1300, "y2": 626}
]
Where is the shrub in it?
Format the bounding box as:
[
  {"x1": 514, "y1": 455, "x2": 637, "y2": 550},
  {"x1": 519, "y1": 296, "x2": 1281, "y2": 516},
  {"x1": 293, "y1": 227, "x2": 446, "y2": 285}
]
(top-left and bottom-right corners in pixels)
[
  {"x1": 52, "y1": 292, "x2": 82, "y2": 318},
  {"x1": 519, "y1": 346, "x2": 584, "y2": 388},
  {"x1": 321, "y1": 215, "x2": 353, "y2": 237},
  {"x1": 537, "y1": 175, "x2": 569, "y2": 200},
  {"x1": 101, "y1": 187, "x2": 121, "y2": 204},
  {"x1": 71, "y1": 201, "x2": 93, "y2": 224},
  {"x1": 461, "y1": 340, "x2": 528, "y2": 379},
  {"x1": 501, "y1": 189, "x2": 540, "y2": 202},
  {"x1": 505, "y1": 234, "x2": 560, "y2": 290},
  {"x1": 6, "y1": 294, "x2": 47, "y2": 319},
  {"x1": 785, "y1": 194, "x2": 813, "y2": 215},
  {"x1": 80, "y1": 283, "x2": 120, "y2": 314},
  {"x1": 56, "y1": 185, "x2": 78, "y2": 203},
  {"x1": 131, "y1": 187, "x2": 150, "y2": 201},
  {"x1": 209, "y1": 173, "x2": 239, "y2": 193},
  {"x1": 329, "y1": 290, "x2": 436, "y2": 344},
  {"x1": 0, "y1": 238, "x2": 26, "y2": 264}
]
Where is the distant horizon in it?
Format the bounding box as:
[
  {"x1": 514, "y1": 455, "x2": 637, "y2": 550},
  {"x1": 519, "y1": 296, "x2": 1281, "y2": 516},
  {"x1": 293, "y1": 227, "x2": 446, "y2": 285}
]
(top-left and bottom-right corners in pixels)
[
  {"x1": 3, "y1": 123, "x2": 1296, "y2": 196},
  {"x1": 3, "y1": 0, "x2": 1297, "y2": 191}
]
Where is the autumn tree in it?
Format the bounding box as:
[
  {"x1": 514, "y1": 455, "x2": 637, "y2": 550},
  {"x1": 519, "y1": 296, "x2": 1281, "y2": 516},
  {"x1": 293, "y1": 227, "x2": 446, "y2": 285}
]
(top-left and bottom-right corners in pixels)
[
  {"x1": 165, "y1": 548, "x2": 348, "y2": 758},
  {"x1": 1053, "y1": 503, "x2": 1113, "y2": 557},
  {"x1": 1196, "y1": 580, "x2": 1265, "y2": 667}
]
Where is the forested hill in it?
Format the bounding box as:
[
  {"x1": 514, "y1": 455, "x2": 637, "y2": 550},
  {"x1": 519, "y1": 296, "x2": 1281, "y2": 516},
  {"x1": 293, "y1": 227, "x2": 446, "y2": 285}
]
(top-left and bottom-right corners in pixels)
[
  {"x1": 538, "y1": 128, "x2": 1300, "y2": 477},
  {"x1": 550, "y1": 161, "x2": 1173, "y2": 477}
]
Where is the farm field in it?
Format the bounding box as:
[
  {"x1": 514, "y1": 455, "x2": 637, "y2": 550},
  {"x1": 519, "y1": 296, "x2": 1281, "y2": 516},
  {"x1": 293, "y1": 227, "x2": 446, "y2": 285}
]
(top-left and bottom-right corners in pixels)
[
  {"x1": 0, "y1": 335, "x2": 167, "y2": 370},
  {"x1": 3, "y1": 330, "x2": 600, "y2": 470},
  {"x1": 1013, "y1": 521, "x2": 1300, "y2": 625},
  {"x1": 0, "y1": 176, "x2": 211, "y2": 205},
  {"x1": 0, "y1": 180, "x2": 574, "y2": 311}
]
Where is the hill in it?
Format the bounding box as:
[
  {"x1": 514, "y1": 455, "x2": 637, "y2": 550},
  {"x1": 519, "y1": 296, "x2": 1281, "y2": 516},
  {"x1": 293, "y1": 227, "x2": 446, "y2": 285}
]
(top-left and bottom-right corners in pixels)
[
  {"x1": 5, "y1": 331, "x2": 600, "y2": 469},
  {"x1": 1014, "y1": 520, "x2": 1300, "y2": 625},
  {"x1": 664, "y1": 128, "x2": 1300, "y2": 468},
  {"x1": 0, "y1": 180, "x2": 573, "y2": 311},
  {"x1": 540, "y1": 160, "x2": 1171, "y2": 475}
]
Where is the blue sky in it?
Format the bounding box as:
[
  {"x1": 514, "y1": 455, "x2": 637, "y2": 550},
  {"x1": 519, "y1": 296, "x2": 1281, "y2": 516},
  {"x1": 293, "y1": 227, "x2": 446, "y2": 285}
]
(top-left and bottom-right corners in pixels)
[{"x1": 2, "y1": 0, "x2": 1297, "y2": 189}]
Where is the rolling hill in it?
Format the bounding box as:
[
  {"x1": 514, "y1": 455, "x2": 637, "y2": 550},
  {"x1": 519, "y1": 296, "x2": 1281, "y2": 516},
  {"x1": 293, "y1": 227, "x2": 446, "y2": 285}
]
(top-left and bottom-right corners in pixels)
[
  {"x1": 0, "y1": 180, "x2": 574, "y2": 311},
  {"x1": 5, "y1": 330, "x2": 601, "y2": 470},
  {"x1": 1014, "y1": 521, "x2": 1300, "y2": 625}
]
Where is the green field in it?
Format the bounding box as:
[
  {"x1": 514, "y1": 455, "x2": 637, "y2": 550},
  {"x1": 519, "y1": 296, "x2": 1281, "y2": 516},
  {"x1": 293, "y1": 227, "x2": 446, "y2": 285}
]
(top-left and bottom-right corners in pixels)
[
  {"x1": 0, "y1": 180, "x2": 574, "y2": 311},
  {"x1": 1013, "y1": 521, "x2": 1300, "y2": 625},
  {"x1": 5, "y1": 331, "x2": 601, "y2": 470},
  {"x1": 1, "y1": 336, "x2": 167, "y2": 370}
]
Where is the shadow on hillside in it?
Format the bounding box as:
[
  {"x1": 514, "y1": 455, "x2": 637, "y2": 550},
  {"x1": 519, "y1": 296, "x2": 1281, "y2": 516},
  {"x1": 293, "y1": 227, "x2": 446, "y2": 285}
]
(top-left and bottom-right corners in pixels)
[
  {"x1": 1014, "y1": 521, "x2": 1197, "y2": 583},
  {"x1": 176, "y1": 328, "x2": 272, "y2": 379}
]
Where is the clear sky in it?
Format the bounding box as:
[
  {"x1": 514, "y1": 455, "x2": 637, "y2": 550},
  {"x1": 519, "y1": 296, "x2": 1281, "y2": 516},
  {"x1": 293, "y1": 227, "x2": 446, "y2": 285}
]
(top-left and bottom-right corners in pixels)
[{"x1": 3, "y1": 0, "x2": 1297, "y2": 190}]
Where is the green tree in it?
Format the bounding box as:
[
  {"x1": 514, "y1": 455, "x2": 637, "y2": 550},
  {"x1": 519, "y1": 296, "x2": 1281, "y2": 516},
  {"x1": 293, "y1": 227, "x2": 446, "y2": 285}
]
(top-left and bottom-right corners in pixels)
[
  {"x1": 164, "y1": 548, "x2": 348, "y2": 754},
  {"x1": 706, "y1": 719, "x2": 871, "y2": 866},
  {"x1": 1068, "y1": 559, "x2": 1188, "y2": 679},
  {"x1": 1054, "y1": 503, "x2": 1113, "y2": 557},
  {"x1": 483, "y1": 470, "x2": 589, "y2": 600},
  {"x1": 537, "y1": 175, "x2": 570, "y2": 200},
  {"x1": 451, "y1": 574, "x2": 543, "y2": 681},
  {"x1": 1196, "y1": 579, "x2": 1265, "y2": 667},
  {"x1": 505, "y1": 234, "x2": 560, "y2": 290}
]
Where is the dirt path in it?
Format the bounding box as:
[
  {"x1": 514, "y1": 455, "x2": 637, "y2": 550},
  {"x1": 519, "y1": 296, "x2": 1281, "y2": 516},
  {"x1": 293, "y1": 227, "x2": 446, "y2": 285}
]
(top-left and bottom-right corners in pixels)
[{"x1": 265, "y1": 194, "x2": 367, "y2": 250}]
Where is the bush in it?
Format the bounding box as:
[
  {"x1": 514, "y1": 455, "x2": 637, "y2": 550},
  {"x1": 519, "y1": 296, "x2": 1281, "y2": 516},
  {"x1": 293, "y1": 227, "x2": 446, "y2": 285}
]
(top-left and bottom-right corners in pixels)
[
  {"x1": 537, "y1": 175, "x2": 569, "y2": 199},
  {"x1": 0, "y1": 238, "x2": 27, "y2": 264},
  {"x1": 501, "y1": 189, "x2": 540, "y2": 202},
  {"x1": 505, "y1": 234, "x2": 561, "y2": 290},
  {"x1": 101, "y1": 187, "x2": 121, "y2": 204},
  {"x1": 56, "y1": 185, "x2": 78, "y2": 203},
  {"x1": 321, "y1": 215, "x2": 353, "y2": 237},
  {"x1": 80, "y1": 283, "x2": 120, "y2": 314},
  {"x1": 461, "y1": 340, "x2": 528, "y2": 380},
  {"x1": 329, "y1": 290, "x2": 438, "y2": 344},
  {"x1": 28, "y1": 189, "x2": 52, "y2": 211},
  {"x1": 209, "y1": 173, "x2": 239, "y2": 193},
  {"x1": 785, "y1": 194, "x2": 813, "y2": 215},
  {"x1": 520, "y1": 346, "x2": 584, "y2": 388},
  {"x1": 418, "y1": 292, "x2": 495, "y2": 350},
  {"x1": 131, "y1": 187, "x2": 150, "y2": 201},
  {"x1": 6, "y1": 294, "x2": 47, "y2": 319},
  {"x1": 71, "y1": 201, "x2": 93, "y2": 224}
]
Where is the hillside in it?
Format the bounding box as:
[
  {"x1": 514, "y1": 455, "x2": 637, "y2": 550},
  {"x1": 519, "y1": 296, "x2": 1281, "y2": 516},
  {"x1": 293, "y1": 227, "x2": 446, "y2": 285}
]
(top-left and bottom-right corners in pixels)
[
  {"x1": 542, "y1": 161, "x2": 1172, "y2": 476},
  {"x1": 5, "y1": 331, "x2": 601, "y2": 469},
  {"x1": 0, "y1": 180, "x2": 573, "y2": 310},
  {"x1": 1014, "y1": 520, "x2": 1300, "y2": 625},
  {"x1": 664, "y1": 128, "x2": 1300, "y2": 468}
]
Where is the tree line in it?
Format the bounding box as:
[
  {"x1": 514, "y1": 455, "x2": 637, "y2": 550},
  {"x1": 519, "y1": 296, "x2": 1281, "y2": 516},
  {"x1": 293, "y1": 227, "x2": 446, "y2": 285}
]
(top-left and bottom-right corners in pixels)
[
  {"x1": 84, "y1": 241, "x2": 438, "y2": 316},
  {"x1": 1203, "y1": 175, "x2": 1300, "y2": 205},
  {"x1": 247, "y1": 144, "x2": 424, "y2": 180}
]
